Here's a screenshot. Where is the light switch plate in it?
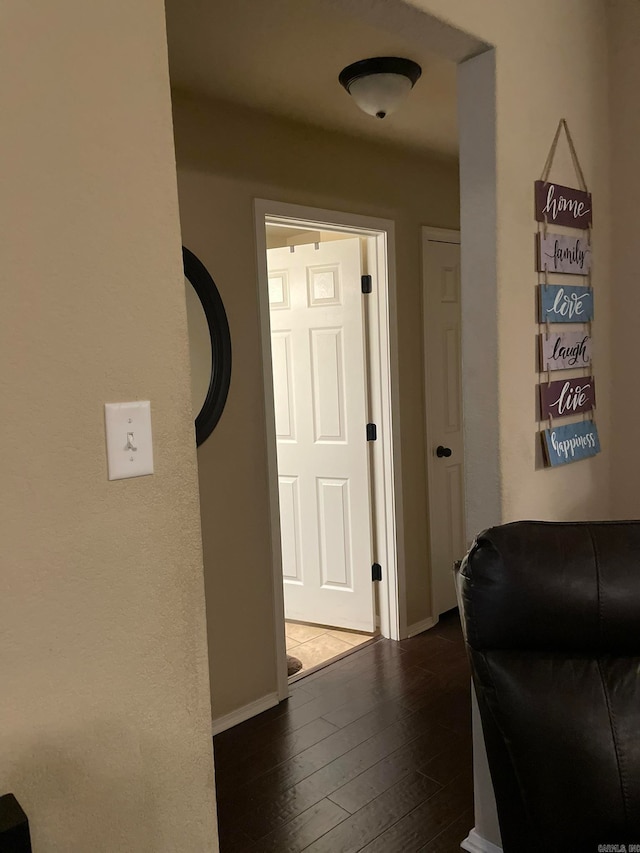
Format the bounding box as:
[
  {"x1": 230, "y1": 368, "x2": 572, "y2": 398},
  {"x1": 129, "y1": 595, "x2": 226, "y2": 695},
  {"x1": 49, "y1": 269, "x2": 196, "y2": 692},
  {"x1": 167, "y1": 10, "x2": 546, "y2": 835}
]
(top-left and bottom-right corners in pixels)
[{"x1": 105, "y1": 401, "x2": 154, "y2": 480}]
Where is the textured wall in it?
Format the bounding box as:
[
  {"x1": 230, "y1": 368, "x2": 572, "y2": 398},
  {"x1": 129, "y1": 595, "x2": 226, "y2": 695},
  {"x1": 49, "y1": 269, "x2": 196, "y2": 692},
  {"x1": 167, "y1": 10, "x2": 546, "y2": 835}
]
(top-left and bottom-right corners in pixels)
[
  {"x1": 172, "y1": 92, "x2": 460, "y2": 721},
  {"x1": 0, "y1": 1, "x2": 217, "y2": 850},
  {"x1": 609, "y1": 0, "x2": 640, "y2": 518}
]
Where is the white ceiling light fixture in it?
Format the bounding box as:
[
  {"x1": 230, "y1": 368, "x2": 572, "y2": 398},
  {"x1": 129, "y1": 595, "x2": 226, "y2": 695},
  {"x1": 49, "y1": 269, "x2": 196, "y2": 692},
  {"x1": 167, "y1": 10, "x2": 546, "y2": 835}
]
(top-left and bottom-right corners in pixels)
[{"x1": 339, "y1": 57, "x2": 422, "y2": 120}]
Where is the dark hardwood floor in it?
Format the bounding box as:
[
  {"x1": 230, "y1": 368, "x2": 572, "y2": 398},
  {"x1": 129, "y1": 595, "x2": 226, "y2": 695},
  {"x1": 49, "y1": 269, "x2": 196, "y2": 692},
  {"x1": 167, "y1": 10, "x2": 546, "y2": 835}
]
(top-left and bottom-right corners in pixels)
[{"x1": 213, "y1": 610, "x2": 473, "y2": 853}]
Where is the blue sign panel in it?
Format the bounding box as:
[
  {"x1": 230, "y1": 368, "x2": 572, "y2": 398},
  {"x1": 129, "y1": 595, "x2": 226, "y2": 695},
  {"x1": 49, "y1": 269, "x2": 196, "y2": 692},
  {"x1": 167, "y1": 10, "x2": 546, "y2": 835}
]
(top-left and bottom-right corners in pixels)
[
  {"x1": 543, "y1": 419, "x2": 600, "y2": 467},
  {"x1": 539, "y1": 284, "x2": 594, "y2": 324}
]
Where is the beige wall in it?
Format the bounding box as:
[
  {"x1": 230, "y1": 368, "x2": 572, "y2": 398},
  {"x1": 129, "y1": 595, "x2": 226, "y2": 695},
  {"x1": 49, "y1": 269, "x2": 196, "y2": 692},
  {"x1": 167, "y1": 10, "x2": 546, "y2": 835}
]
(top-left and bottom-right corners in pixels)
[
  {"x1": 609, "y1": 0, "x2": 640, "y2": 518},
  {"x1": 407, "y1": 0, "x2": 612, "y2": 528},
  {"x1": 172, "y1": 92, "x2": 460, "y2": 720},
  {"x1": 0, "y1": 2, "x2": 217, "y2": 850}
]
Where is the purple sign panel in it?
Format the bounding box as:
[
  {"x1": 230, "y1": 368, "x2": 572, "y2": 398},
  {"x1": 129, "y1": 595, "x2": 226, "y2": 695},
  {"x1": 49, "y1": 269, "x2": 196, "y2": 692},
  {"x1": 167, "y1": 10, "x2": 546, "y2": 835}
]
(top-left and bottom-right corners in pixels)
[
  {"x1": 540, "y1": 376, "x2": 596, "y2": 420},
  {"x1": 539, "y1": 331, "x2": 592, "y2": 372},
  {"x1": 535, "y1": 180, "x2": 593, "y2": 230}
]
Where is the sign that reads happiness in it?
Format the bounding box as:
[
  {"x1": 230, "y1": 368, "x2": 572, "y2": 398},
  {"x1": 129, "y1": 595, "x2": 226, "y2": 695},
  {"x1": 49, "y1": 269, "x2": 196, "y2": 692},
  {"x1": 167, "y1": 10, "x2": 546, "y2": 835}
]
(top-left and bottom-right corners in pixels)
[
  {"x1": 537, "y1": 232, "x2": 592, "y2": 275},
  {"x1": 540, "y1": 331, "x2": 592, "y2": 372},
  {"x1": 539, "y1": 284, "x2": 593, "y2": 324},
  {"x1": 543, "y1": 419, "x2": 600, "y2": 467}
]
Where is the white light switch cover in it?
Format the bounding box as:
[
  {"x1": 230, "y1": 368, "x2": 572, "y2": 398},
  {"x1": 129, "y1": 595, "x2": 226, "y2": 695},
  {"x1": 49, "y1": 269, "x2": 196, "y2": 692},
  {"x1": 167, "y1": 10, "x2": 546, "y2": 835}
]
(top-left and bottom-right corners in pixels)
[{"x1": 105, "y1": 401, "x2": 154, "y2": 480}]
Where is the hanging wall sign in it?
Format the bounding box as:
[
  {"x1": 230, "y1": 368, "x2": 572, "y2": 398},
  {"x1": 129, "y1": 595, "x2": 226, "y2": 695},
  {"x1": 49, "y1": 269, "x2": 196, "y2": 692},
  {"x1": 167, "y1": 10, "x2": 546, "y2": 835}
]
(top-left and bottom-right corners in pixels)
[
  {"x1": 539, "y1": 284, "x2": 593, "y2": 323},
  {"x1": 543, "y1": 419, "x2": 600, "y2": 467},
  {"x1": 537, "y1": 232, "x2": 591, "y2": 275},
  {"x1": 535, "y1": 180, "x2": 593, "y2": 230},
  {"x1": 540, "y1": 376, "x2": 596, "y2": 420},
  {"x1": 540, "y1": 331, "x2": 592, "y2": 371}
]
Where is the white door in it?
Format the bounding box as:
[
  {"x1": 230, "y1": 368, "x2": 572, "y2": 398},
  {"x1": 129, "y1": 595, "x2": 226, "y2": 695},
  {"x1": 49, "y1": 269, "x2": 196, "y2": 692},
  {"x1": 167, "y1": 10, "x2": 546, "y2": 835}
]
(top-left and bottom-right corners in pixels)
[
  {"x1": 267, "y1": 237, "x2": 375, "y2": 632},
  {"x1": 423, "y1": 232, "x2": 466, "y2": 617}
]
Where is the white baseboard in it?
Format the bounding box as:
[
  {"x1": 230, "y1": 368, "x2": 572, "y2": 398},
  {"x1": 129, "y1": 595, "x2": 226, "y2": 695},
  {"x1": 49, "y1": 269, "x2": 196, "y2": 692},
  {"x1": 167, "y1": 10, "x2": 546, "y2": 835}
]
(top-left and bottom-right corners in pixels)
[
  {"x1": 406, "y1": 615, "x2": 439, "y2": 637},
  {"x1": 211, "y1": 691, "x2": 280, "y2": 736},
  {"x1": 461, "y1": 828, "x2": 503, "y2": 853}
]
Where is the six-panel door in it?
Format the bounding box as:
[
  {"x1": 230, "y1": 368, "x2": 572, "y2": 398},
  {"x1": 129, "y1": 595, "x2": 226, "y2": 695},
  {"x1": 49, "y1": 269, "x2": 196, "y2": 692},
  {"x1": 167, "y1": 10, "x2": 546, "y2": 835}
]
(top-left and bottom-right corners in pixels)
[{"x1": 267, "y1": 238, "x2": 375, "y2": 632}]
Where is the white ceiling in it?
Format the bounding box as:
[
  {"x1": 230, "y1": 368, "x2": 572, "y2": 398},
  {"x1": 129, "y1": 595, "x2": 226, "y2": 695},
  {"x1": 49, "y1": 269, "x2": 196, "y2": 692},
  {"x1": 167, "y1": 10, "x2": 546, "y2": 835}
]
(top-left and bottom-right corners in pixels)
[{"x1": 165, "y1": 0, "x2": 459, "y2": 158}]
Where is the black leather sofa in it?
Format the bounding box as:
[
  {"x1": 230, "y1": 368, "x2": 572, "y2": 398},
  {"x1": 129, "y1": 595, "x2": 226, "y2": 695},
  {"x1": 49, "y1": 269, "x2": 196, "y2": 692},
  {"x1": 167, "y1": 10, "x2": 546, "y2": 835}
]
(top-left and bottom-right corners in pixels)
[{"x1": 456, "y1": 520, "x2": 640, "y2": 853}]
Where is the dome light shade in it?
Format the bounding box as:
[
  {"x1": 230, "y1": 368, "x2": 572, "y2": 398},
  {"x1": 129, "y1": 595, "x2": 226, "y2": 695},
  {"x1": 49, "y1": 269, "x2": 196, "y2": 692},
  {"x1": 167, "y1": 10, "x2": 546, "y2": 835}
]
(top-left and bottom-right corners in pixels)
[{"x1": 339, "y1": 57, "x2": 422, "y2": 119}]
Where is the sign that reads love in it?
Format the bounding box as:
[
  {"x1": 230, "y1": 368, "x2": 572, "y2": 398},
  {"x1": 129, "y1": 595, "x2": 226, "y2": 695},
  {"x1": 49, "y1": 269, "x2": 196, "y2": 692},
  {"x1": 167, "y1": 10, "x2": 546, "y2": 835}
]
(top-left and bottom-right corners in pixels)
[
  {"x1": 537, "y1": 232, "x2": 591, "y2": 275},
  {"x1": 535, "y1": 180, "x2": 593, "y2": 230},
  {"x1": 540, "y1": 376, "x2": 596, "y2": 420},
  {"x1": 540, "y1": 284, "x2": 594, "y2": 323},
  {"x1": 540, "y1": 331, "x2": 592, "y2": 372},
  {"x1": 543, "y1": 419, "x2": 600, "y2": 467}
]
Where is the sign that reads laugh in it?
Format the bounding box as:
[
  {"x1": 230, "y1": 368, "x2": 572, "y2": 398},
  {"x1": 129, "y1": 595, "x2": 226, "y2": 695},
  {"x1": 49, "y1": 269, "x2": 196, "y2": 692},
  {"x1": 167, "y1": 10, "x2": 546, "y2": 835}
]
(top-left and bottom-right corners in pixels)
[
  {"x1": 540, "y1": 331, "x2": 592, "y2": 372},
  {"x1": 543, "y1": 419, "x2": 600, "y2": 467}
]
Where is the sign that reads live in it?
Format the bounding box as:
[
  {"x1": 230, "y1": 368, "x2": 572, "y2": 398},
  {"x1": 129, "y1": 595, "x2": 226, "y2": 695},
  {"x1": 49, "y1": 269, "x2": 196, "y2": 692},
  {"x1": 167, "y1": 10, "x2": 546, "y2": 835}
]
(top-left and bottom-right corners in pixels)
[
  {"x1": 537, "y1": 232, "x2": 591, "y2": 275},
  {"x1": 540, "y1": 284, "x2": 593, "y2": 323},
  {"x1": 540, "y1": 331, "x2": 592, "y2": 372},
  {"x1": 540, "y1": 376, "x2": 596, "y2": 420},
  {"x1": 543, "y1": 419, "x2": 600, "y2": 467},
  {"x1": 535, "y1": 181, "x2": 593, "y2": 230}
]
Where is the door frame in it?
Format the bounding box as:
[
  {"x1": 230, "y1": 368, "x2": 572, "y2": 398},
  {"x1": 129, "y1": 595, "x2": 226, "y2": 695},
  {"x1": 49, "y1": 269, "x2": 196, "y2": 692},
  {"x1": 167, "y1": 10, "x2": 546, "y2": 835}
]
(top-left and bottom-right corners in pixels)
[
  {"x1": 254, "y1": 198, "x2": 406, "y2": 700},
  {"x1": 421, "y1": 226, "x2": 463, "y2": 621}
]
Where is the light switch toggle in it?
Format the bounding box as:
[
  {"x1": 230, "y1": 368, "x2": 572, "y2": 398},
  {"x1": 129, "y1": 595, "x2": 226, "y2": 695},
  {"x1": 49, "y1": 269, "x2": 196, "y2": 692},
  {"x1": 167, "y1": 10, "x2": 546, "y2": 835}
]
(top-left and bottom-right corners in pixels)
[{"x1": 105, "y1": 401, "x2": 154, "y2": 480}]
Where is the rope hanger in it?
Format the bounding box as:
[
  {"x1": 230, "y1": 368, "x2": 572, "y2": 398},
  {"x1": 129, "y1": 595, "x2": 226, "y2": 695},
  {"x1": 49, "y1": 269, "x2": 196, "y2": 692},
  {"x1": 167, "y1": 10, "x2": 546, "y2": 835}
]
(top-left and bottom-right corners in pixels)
[{"x1": 540, "y1": 118, "x2": 589, "y2": 192}]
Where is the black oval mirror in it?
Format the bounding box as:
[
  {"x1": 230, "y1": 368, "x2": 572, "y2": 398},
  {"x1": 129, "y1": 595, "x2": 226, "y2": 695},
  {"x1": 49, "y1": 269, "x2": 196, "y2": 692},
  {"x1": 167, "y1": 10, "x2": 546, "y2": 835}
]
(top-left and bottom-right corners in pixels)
[{"x1": 183, "y1": 246, "x2": 232, "y2": 445}]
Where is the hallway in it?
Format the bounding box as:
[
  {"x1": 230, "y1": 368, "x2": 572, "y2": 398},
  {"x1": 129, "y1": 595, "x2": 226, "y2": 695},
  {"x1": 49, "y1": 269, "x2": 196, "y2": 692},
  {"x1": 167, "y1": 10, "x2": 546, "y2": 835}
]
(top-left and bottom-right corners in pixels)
[{"x1": 213, "y1": 610, "x2": 473, "y2": 852}]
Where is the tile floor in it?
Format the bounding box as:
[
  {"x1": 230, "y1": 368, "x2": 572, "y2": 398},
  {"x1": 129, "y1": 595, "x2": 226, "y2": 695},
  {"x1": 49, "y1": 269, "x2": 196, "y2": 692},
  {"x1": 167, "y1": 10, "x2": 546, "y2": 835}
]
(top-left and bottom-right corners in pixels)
[{"x1": 286, "y1": 621, "x2": 375, "y2": 676}]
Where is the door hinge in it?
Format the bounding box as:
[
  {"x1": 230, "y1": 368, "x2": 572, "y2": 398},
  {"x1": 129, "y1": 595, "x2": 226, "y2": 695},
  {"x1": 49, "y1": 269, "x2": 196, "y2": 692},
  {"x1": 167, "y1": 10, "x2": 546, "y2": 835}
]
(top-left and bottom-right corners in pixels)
[
  {"x1": 366, "y1": 423, "x2": 377, "y2": 441},
  {"x1": 372, "y1": 562, "x2": 382, "y2": 582},
  {"x1": 361, "y1": 274, "x2": 372, "y2": 294}
]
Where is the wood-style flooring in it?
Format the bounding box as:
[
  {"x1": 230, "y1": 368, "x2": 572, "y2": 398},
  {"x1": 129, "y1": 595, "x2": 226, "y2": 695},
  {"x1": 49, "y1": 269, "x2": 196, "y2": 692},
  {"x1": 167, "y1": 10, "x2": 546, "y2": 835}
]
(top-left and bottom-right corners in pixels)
[{"x1": 213, "y1": 609, "x2": 473, "y2": 853}]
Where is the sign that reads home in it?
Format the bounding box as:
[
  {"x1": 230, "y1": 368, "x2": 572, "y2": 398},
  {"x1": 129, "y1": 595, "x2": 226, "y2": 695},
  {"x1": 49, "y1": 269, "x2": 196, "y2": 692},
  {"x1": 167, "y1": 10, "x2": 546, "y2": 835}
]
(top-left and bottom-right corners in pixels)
[
  {"x1": 539, "y1": 284, "x2": 594, "y2": 323},
  {"x1": 535, "y1": 180, "x2": 593, "y2": 230},
  {"x1": 540, "y1": 376, "x2": 596, "y2": 420},
  {"x1": 540, "y1": 331, "x2": 592, "y2": 372},
  {"x1": 543, "y1": 419, "x2": 600, "y2": 467},
  {"x1": 537, "y1": 232, "x2": 592, "y2": 275}
]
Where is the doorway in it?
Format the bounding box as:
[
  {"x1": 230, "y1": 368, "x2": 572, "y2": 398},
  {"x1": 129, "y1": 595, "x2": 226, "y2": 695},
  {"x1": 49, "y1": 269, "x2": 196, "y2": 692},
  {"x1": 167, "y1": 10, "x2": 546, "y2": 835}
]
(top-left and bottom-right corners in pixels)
[{"x1": 254, "y1": 200, "x2": 405, "y2": 692}]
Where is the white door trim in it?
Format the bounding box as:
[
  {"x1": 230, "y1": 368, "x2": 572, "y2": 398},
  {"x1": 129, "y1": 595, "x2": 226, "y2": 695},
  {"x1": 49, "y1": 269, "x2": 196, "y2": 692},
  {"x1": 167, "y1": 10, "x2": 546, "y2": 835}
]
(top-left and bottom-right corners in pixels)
[
  {"x1": 254, "y1": 199, "x2": 405, "y2": 700},
  {"x1": 461, "y1": 828, "x2": 503, "y2": 853},
  {"x1": 422, "y1": 227, "x2": 461, "y2": 245}
]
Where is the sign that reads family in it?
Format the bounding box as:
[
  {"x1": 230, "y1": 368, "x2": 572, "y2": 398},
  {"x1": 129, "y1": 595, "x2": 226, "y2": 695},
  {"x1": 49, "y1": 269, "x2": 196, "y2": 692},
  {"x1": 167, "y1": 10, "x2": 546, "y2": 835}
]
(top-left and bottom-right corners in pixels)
[
  {"x1": 537, "y1": 232, "x2": 591, "y2": 275},
  {"x1": 535, "y1": 180, "x2": 593, "y2": 230},
  {"x1": 543, "y1": 419, "x2": 600, "y2": 467},
  {"x1": 540, "y1": 331, "x2": 592, "y2": 372},
  {"x1": 539, "y1": 284, "x2": 593, "y2": 324},
  {"x1": 540, "y1": 376, "x2": 596, "y2": 420}
]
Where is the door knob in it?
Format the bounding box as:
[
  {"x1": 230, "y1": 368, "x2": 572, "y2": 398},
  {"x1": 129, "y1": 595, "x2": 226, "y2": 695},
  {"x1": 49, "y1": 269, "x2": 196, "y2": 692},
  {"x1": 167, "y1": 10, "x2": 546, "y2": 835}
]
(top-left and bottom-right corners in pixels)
[{"x1": 436, "y1": 445, "x2": 452, "y2": 458}]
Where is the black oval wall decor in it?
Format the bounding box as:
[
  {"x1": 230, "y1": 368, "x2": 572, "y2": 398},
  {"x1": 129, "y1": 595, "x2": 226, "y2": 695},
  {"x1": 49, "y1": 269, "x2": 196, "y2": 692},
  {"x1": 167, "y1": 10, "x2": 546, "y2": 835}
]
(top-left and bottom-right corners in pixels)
[{"x1": 182, "y1": 246, "x2": 232, "y2": 446}]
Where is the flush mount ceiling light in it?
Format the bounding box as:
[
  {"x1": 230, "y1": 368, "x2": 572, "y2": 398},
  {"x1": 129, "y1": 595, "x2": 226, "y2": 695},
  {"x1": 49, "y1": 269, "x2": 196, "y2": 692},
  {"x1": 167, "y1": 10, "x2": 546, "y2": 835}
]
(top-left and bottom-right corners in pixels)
[{"x1": 339, "y1": 57, "x2": 422, "y2": 119}]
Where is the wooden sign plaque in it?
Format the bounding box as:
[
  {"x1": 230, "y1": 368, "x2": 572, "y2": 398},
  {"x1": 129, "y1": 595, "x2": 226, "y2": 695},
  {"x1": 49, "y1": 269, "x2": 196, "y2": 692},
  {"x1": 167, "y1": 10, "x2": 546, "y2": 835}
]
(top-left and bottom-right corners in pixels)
[
  {"x1": 543, "y1": 419, "x2": 600, "y2": 467},
  {"x1": 540, "y1": 376, "x2": 596, "y2": 420},
  {"x1": 539, "y1": 284, "x2": 594, "y2": 324},
  {"x1": 537, "y1": 232, "x2": 591, "y2": 275},
  {"x1": 540, "y1": 331, "x2": 592, "y2": 372},
  {"x1": 535, "y1": 180, "x2": 592, "y2": 230}
]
